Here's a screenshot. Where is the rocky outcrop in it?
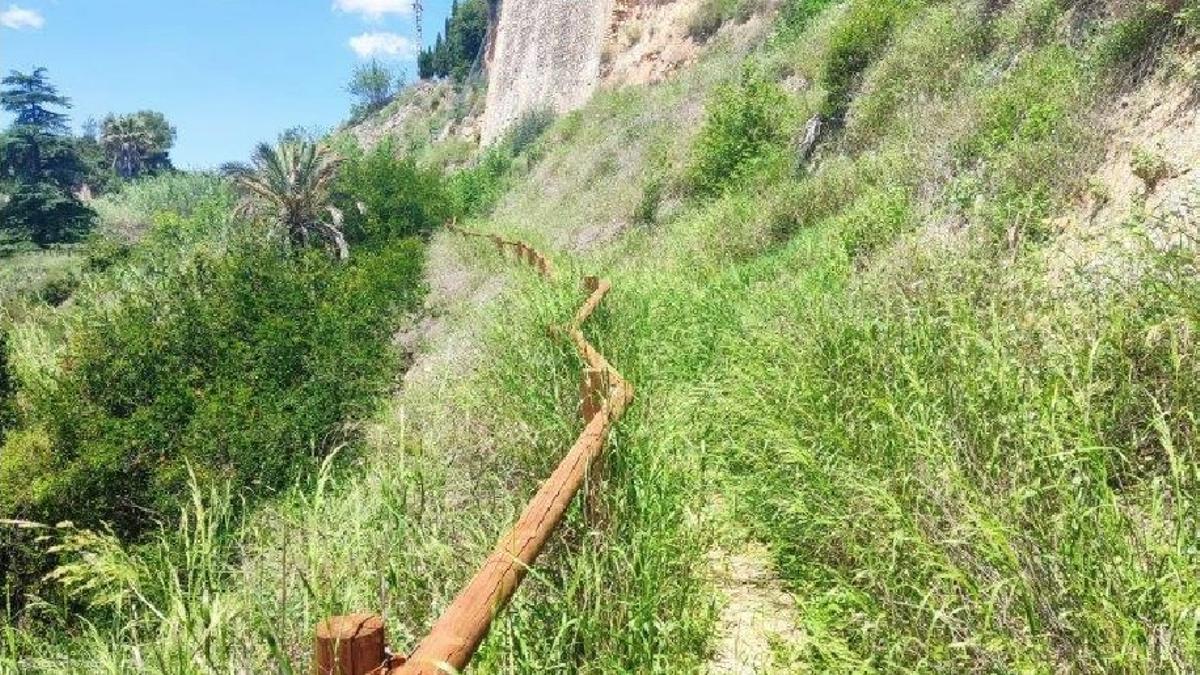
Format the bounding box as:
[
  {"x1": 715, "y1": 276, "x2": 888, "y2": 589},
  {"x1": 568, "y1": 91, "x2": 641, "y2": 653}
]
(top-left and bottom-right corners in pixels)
[{"x1": 480, "y1": 0, "x2": 615, "y2": 144}]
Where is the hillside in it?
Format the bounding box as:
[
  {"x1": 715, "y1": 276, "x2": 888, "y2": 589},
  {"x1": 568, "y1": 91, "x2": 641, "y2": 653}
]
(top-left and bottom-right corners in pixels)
[{"x1": 5, "y1": 0, "x2": 1200, "y2": 673}]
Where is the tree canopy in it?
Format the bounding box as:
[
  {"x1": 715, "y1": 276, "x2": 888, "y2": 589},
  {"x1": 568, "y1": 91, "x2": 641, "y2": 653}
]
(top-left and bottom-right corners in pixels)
[
  {"x1": 417, "y1": 0, "x2": 488, "y2": 81},
  {"x1": 100, "y1": 111, "x2": 177, "y2": 179},
  {"x1": 0, "y1": 68, "x2": 92, "y2": 246},
  {"x1": 0, "y1": 68, "x2": 70, "y2": 133},
  {"x1": 347, "y1": 60, "x2": 401, "y2": 116}
]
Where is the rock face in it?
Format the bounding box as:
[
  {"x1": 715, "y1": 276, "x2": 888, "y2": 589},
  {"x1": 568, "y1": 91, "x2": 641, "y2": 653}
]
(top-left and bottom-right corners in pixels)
[{"x1": 481, "y1": 0, "x2": 614, "y2": 144}]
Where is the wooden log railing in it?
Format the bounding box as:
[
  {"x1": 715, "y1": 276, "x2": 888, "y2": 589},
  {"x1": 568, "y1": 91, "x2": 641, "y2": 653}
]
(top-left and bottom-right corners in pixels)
[{"x1": 313, "y1": 223, "x2": 633, "y2": 675}]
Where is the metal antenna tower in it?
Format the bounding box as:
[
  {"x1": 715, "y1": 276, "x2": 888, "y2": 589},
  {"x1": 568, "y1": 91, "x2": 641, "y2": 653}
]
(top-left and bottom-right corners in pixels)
[{"x1": 413, "y1": 1, "x2": 424, "y2": 45}]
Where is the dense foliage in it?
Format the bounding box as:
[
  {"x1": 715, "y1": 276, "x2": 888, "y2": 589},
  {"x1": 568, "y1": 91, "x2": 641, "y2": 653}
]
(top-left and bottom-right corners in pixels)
[
  {"x1": 0, "y1": 68, "x2": 93, "y2": 246},
  {"x1": 99, "y1": 111, "x2": 176, "y2": 179},
  {"x1": 233, "y1": 140, "x2": 350, "y2": 259},
  {"x1": 0, "y1": 141, "x2": 440, "y2": 611},
  {"x1": 346, "y1": 60, "x2": 403, "y2": 119},
  {"x1": 417, "y1": 0, "x2": 489, "y2": 82},
  {"x1": 687, "y1": 65, "x2": 791, "y2": 196},
  {"x1": 5, "y1": 1, "x2": 1200, "y2": 672},
  {"x1": 336, "y1": 139, "x2": 452, "y2": 242}
]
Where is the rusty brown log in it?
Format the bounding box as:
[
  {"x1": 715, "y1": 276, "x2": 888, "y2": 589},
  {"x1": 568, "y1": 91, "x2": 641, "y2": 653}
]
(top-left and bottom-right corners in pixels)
[{"x1": 315, "y1": 614, "x2": 387, "y2": 675}]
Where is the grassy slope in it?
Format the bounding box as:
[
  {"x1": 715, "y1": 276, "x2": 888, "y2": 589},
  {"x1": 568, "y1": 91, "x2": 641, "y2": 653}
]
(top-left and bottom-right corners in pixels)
[
  {"x1": 465, "y1": 0, "x2": 1200, "y2": 670},
  {"x1": 6, "y1": 1, "x2": 1199, "y2": 672}
]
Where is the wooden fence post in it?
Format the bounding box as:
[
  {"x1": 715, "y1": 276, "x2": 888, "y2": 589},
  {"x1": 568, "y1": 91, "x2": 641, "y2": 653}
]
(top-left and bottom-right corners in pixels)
[
  {"x1": 581, "y1": 367, "x2": 607, "y2": 424},
  {"x1": 314, "y1": 614, "x2": 387, "y2": 675},
  {"x1": 581, "y1": 367, "x2": 609, "y2": 529}
]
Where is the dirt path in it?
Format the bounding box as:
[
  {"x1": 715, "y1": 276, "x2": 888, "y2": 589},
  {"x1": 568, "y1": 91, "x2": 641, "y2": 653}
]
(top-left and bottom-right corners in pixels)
[{"x1": 707, "y1": 542, "x2": 804, "y2": 674}]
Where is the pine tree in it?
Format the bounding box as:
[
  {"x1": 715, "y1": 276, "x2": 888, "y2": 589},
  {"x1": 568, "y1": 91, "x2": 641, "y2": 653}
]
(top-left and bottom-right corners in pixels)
[{"x1": 0, "y1": 68, "x2": 92, "y2": 246}]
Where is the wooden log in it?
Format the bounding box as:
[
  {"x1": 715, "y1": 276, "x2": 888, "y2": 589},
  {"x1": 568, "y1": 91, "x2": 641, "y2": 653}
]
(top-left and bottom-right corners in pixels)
[
  {"x1": 581, "y1": 367, "x2": 607, "y2": 424},
  {"x1": 314, "y1": 614, "x2": 387, "y2": 675},
  {"x1": 391, "y1": 409, "x2": 617, "y2": 675},
  {"x1": 581, "y1": 367, "x2": 610, "y2": 529}
]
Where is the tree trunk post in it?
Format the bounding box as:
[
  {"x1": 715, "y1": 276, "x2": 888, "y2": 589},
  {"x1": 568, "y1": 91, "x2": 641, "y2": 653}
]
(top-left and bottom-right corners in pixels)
[{"x1": 314, "y1": 614, "x2": 387, "y2": 675}]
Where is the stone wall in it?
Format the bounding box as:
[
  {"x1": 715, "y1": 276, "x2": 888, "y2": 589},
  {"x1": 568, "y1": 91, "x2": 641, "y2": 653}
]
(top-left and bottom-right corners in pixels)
[{"x1": 480, "y1": 0, "x2": 614, "y2": 144}]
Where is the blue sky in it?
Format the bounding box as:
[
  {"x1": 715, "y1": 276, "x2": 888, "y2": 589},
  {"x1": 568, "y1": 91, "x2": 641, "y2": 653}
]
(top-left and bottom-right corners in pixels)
[{"x1": 0, "y1": 1, "x2": 456, "y2": 169}]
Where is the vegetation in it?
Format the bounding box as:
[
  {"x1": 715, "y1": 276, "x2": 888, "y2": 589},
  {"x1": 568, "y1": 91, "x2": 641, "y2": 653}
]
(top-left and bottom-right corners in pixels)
[
  {"x1": 0, "y1": 68, "x2": 93, "y2": 246},
  {"x1": 0, "y1": 136, "x2": 437, "y2": 630},
  {"x1": 99, "y1": 111, "x2": 176, "y2": 179},
  {"x1": 687, "y1": 65, "x2": 791, "y2": 196},
  {"x1": 5, "y1": 1, "x2": 1200, "y2": 673},
  {"x1": 335, "y1": 139, "x2": 452, "y2": 243},
  {"x1": 346, "y1": 60, "x2": 404, "y2": 119},
  {"x1": 417, "y1": 0, "x2": 489, "y2": 82},
  {"x1": 233, "y1": 140, "x2": 350, "y2": 259}
]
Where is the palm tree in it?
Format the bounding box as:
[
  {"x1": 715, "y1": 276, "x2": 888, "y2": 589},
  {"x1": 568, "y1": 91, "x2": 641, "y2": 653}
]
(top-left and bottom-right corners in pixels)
[
  {"x1": 100, "y1": 111, "x2": 176, "y2": 178},
  {"x1": 234, "y1": 140, "x2": 349, "y2": 260}
]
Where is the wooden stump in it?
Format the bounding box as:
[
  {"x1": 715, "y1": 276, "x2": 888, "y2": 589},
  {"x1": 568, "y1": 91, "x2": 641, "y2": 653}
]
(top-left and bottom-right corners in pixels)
[{"x1": 314, "y1": 614, "x2": 386, "y2": 675}]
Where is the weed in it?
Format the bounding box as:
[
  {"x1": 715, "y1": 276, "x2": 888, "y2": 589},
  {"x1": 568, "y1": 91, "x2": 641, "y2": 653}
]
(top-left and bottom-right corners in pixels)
[
  {"x1": 1131, "y1": 146, "x2": 1172, "y2": 193},
  {"x1": 688, "y1": 65, "x2": 794, "y2": 197}
]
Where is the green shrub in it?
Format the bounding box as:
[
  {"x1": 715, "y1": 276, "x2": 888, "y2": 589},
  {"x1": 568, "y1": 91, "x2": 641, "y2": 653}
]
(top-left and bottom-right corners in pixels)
[
  {"x1": 1131, "y1": 146, "x2": 1172, "y2": 192},
  {"x1": 845, "y1": 4, "x2": 987, "y2": 147},
  {"x1": 335, "y1": 140, "x2": 452, "y2": 243},
  {"x1": 1093, "y1": 1, "x2": 1179, "y2": 74},
  {"x1": 779, "y1": 0, "x2": 838, "y2": 33},
  {"x1": 448, "y1": 146, "x2": 513, "y2": 217},
  {"x1": 687, "y1": 65, "x2": 793, "y2": 197},
  {"x1": 91, "y1": 172, "x2": 233, "y2": 242},
  {"x1": 820, "y1": 0, "x2": 920, "y2": 121},
  {"x1": 506, "y1": 107, "x2": 556, "y2": 159},
  {"x1": 958, "y1": 45, "x2": 1090, "y2": 241},
  {"x1": 0, "y1": 221, "x2": 425, "y2": 602},
  {"x1": 635, "y1": 175, "x2": 665, "y2": 225}
]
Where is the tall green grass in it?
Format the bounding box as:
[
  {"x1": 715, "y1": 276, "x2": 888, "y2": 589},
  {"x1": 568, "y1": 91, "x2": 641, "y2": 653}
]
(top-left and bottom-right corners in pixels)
[{"x1": 6, "y1": 0, "x2": 1200, "y2": 672}]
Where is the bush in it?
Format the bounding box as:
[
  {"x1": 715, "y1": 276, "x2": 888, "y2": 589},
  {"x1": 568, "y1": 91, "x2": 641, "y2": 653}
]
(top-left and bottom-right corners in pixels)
[
  {"x1": 820, "y1": 0, "x2": 919, "y2": 121},
  {"x1": 91, "y1": 172, "x2": 235, "y2": 244},
  {"x1": 779, "y1": 0, "x2": 838, "y2": 34},
  {"x1": 1131, "y1": 146, "x2": 1172, "y2": 192},
  {"x1": 687, "y1": 66, "x2": 793, "y2": 197},
  {"x1": 0, "y1": 219, "x2": 425, "y2": 602},
  {"x1": 1093, "y1": 1, "x2": 1179, "y2": 76},
  {"x1": 335, "y1": 140, "x2": 452, "y2": 244},
  {"x1": 506, "y1": 108, "x2": 556, "y2": 159},
  {"x1": 958, "y1": 45, "x2": 1090, "y2": 241}
]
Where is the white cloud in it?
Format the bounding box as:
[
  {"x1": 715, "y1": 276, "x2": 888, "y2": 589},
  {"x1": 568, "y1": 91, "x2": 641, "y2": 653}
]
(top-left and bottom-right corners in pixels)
[
  {"x1": 349, "y1": 32, "x2": 418, "y2": 59},
  {"x1": 0, "y1": 5, "x2": 44, "y2": 30},
  {"x1": 334, "y1": 0, "x2": 413, "y2": 20}
]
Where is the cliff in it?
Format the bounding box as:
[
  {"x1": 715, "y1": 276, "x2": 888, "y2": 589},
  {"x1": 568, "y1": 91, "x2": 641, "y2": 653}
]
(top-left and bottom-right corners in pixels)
[{"x1": 480, "y1": 0, "x2": 615, "y2": 144}]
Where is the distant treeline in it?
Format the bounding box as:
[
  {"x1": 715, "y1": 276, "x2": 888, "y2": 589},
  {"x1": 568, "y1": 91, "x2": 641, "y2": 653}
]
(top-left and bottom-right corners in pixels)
[{"x1": 417, "y1": 0, "x2": 489, "y2": 82}]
